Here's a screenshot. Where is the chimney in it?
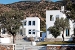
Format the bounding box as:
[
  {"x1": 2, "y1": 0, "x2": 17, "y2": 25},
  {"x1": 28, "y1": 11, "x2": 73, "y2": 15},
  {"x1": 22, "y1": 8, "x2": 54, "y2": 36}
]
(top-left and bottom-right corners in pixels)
[{"x1": 61, "y1": 6, "x2": 64, "y2": 12}]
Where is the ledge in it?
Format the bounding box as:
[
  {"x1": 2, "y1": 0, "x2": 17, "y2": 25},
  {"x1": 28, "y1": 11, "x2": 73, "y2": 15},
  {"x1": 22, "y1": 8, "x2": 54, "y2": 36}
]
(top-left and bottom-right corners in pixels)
[{"x1": 47, "y1": 44, "x2": 75, "y2": 46}]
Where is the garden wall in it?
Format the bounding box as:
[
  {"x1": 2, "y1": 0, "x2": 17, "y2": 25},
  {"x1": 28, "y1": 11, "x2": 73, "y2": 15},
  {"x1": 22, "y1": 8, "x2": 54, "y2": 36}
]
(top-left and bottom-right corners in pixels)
[{"x1": 47, "y1": 44, "x2": 75, "y2": 50}]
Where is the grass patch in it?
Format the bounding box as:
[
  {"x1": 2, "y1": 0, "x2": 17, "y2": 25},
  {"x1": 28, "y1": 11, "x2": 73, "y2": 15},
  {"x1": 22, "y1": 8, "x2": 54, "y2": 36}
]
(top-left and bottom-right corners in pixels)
[{"x1": 37, "y1": 41, "x2": 75, "y2": 46}]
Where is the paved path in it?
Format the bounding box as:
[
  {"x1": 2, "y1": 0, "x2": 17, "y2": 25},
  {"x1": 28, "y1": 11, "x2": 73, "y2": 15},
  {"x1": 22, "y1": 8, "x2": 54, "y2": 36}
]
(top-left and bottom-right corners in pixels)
[
  {"x1": 15, "y1": 34, "x2": 46, "y2": 50},
  {"x1": 15, "y1": 34, "x2": 32, "y2": 45}
]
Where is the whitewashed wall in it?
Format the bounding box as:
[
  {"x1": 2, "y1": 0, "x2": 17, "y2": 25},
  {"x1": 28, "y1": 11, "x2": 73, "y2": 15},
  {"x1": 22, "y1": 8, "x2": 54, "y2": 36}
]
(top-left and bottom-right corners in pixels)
[
  {"x1": 0, "y1": 38, "x2": 11, "y2": 44},
  {"x1": 20, "y1": 17, "x2": 40, "y2": 37},
  {"x1": 46, "y1": 10, "x2": 74, "y2": 41}
]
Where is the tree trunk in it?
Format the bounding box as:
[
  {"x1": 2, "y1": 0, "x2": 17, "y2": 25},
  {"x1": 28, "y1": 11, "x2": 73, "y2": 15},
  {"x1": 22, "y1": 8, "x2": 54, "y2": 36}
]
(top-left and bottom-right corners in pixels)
[
  {"x1": 0, "y1": 32, "x2": 1, "y2": 37},
  {"x1": 13, "y1": 34, "x2": 16, "y2": 44},
  {"x1": 13, "y1": 36, "x2": 14, "y2": 44},
  {"x1": 62, "y1": 30, "x2": 64, "y2": 42},
  {"x1": 55, "y1": 38, "x2": 56, "y2": 42}
]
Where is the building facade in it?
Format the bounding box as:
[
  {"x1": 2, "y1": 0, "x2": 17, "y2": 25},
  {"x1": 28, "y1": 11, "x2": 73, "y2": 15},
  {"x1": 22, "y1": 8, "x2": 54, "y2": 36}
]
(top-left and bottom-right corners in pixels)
[
  {"x1": 46, "y1": 6, "x2": 74, "y2": 41},
  {"x1": 20, "y1": 17, "x2": 40, "y2": 37}
]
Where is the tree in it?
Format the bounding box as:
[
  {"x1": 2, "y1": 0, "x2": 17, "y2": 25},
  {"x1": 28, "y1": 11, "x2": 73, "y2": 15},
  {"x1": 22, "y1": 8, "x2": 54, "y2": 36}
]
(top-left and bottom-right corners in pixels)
[
  {"x1": 62, "y1": 0, "x2": 75, "y2": 20},
  {"x1": 48, "y1": 26, "x2": 60, "y2": 38},
  {"x1": 0, "y1": 10, "x2": 24, "y2": 43},
  {"x1": 62, "y1": 0, "x2": 75, "y2": 41},
  {"x1": 54, "y1": 18, "x2": 69, "y2": 41},
  {"x1": 40, "y1": 20, "x2": 46, "y2": 32}
]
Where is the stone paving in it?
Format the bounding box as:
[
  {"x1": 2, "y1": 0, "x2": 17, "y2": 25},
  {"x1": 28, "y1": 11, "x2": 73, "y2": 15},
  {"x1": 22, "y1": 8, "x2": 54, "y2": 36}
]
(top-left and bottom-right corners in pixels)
[
  {"x1": 15, "y1": 34, "x2": 32, "y2": 45},
  {"x1": 15, "y1": 34, "x2": 46, "y2": 50},
  {"x1": 1, "y1": 34, "x2": 75, "y2": 50}
]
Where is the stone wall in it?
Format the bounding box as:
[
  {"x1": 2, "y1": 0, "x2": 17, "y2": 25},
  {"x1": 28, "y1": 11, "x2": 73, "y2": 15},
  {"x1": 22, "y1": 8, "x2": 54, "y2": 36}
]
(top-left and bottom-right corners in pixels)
[
  {"x1": 47, "y1": 45, "x2": 75, "y2": 50},
  {"x1": 0, "y1": 44, "x2": 15, "y2": 50}
]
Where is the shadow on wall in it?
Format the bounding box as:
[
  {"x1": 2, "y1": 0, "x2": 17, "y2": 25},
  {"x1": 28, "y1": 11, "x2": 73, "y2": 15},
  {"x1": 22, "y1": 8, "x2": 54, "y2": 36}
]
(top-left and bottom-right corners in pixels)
[
  {"x1": 70, "y1": 34, "x2": 75, "y2": 42},
  {"x1": 68, "y1": 37, "x2": 73, "y2": 41}
]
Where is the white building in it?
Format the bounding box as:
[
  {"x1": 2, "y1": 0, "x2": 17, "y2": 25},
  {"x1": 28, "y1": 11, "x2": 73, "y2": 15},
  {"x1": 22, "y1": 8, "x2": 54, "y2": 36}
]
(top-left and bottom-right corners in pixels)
[
  {"x1": 20, "y1": 17, "x2": 40, "y2": 37},
  {"x1": 0, "y1": 28, "x2": 13, "y2": 44},
  {"x1": 46, "y1": 6, "x2": 74, "y2": 41}
]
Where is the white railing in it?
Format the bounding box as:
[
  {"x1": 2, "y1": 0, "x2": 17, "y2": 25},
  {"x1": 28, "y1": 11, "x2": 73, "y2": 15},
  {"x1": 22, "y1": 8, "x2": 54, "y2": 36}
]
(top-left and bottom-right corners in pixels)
[
  {"x1": 15, "y1": 45, "x2": 46, "y2": 50},
  {"x1": 0, "y1": 38, "x2": 11, "y2": 43}
]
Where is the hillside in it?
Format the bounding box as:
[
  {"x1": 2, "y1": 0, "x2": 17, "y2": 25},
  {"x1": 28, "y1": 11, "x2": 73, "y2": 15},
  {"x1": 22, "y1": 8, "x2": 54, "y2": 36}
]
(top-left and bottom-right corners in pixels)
[{"x1": 0, "y1": 1, "x2": 62, "y2": 31}]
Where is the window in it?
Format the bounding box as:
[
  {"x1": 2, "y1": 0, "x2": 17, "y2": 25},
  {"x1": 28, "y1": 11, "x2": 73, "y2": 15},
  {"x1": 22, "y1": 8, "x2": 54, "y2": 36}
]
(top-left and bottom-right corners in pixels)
[
  {"x1": 66, "y1": 29, "x2": 70, "y2": 36},
  {"x1": 24, "y1": 22, "x2": 26, "y2": 25},
  {"x1": 29, "y1": 29, "x2": 31, "y2": 34},
  {"x1": 50, "y1": 15, "x2": 53, "y2": 21},
  {"x1": 32, "y1": 29, "x2": 35, "y2": 34},
  {"x1": 29, "y1": 32, "x2": 31, "y2": 34},
  {"x1": 56, "y1": 15, "x2": 59, "y2": 20},
  {"x1": 2, "y1": 29, "x2": 5, "y2": 34},
  {"x1": 28, "y1": 29, "x2": 36, "y2": 34},
  {"x1": 33, "y1": 21, "x2": 35, "y2": 25},
  {"x1": 28, "y1": 21, "x2": 31, "y2": 25},
  {"x1": 2, "y1": 28, "x2": 6, "y2": 34},
  {"x1": 33, "y1": 32, "x2": 35, "y2": 34}
]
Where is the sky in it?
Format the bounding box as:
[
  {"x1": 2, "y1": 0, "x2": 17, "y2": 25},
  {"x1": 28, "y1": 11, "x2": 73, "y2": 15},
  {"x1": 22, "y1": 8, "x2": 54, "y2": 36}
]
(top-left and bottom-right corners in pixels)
[{"x1": 0, "y1": 0, "x2": 61, "y2": 4}]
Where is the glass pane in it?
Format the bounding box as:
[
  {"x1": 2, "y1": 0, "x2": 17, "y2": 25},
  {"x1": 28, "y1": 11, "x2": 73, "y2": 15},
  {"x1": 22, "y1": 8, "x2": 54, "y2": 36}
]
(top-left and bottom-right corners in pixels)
[
  {"x1": 29, "y1": 21, "x2": 31, "y2": 25},
  {"x1": 33, "y1": 32, "x2": 35, "y2": 34},
  {"x1": 33, "y1": 29, "x2": 35, "y2": 31},
  {"x1": 50, "y1": 15, "x2": 53, "y2": 21},
  {"x1": 66, "y1": 29, "x2": 69, "y2": 36},
  {"x1": 24, "y1": 22, "x2": 26, "y2": 25},
  {"x1": 33, "y1": 21, "x2": 35, "y2": 25},
  {"x1": 29, "y1": 32, "x2": 31, "y2": 34},
  {"x1": 29, "y1": 30, "x2": 31, "y2": 31}
]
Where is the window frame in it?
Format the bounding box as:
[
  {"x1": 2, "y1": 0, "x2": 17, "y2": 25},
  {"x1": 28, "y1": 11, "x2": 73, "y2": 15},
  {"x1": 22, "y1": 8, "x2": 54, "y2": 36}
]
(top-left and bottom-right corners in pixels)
[
  {"x1": 50, "y1": 15, "x2": 53, "y2": 21},
  {"x1": 24, "y1": 22, "x2": 26, "y2": 26},
  {"x1": 66, "y1": 29, "x2": 70, "y2": 36},
  {"x1": 33, "y1": 21, "x2": 35, "y2": 25},
  {"x1": 28, "y1": 21, "x2": 31, "y2": 25},
  {"x1": 32, "y1": 29, "x2": 35, "y2": 34},
  {"x1": 28, "y1": 29, "x2": 31, "y2": 34}
]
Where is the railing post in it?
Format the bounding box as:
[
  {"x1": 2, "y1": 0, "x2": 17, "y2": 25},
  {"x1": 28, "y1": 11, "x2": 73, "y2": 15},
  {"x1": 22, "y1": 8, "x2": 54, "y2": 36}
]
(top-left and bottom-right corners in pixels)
[
  {"x1": 13, "y1": 44, "x2": 15, "y2": 50},
  {"x1": 23, "y1": 45, "x2": 25, "y2": 50}
]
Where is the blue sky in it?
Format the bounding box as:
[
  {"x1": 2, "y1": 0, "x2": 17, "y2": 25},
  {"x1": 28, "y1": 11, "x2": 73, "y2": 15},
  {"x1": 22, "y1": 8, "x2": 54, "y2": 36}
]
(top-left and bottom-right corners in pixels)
[{"x1": 0, "y1": 0, "x2": 60, "y2": 4}]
